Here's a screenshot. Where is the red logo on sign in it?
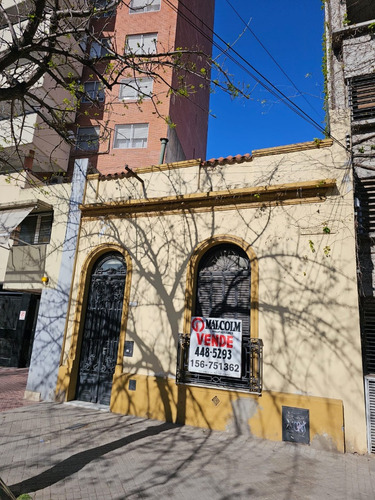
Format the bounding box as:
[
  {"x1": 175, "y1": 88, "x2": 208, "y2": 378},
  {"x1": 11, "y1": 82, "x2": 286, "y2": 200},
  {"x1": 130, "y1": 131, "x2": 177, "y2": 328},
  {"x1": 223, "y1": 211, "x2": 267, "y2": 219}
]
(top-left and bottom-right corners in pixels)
[{"x1": 191, "y1": 317, "x2": 205, "y2": 332}]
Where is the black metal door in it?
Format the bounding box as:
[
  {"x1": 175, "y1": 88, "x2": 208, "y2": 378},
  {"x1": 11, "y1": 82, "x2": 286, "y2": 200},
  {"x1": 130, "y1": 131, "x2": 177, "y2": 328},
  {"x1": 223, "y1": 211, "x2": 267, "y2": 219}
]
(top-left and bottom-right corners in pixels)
[
  {"x1": 76, "y1": 252, "x2": 126, "y2": 405},
  {"x1": 0, "y1": 292, "x2": 40, "y2": 367}
]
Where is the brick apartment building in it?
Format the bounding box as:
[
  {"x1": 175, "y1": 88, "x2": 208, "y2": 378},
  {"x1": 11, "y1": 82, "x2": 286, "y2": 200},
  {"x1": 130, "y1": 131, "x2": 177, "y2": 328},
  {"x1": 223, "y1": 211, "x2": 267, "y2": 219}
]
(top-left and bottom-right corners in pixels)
[{"x1": 70, "y1": 0, "x2": 215, "y2": 175}]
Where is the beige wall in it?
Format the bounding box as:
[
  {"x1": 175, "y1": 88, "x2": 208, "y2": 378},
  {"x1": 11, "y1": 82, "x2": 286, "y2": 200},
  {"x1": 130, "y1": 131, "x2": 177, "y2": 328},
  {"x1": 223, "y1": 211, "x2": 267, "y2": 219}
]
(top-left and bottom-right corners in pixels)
[
  {"x1": 0, "y1": 173, "x2": 72, "y2": 290},
  {"x1": 60, "y1": 115, "x2": 367, "y2": 452}
]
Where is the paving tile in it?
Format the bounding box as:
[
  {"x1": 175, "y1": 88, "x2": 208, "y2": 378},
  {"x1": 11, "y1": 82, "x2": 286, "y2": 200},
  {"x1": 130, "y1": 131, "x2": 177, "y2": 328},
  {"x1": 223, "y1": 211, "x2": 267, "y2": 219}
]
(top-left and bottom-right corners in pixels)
[{"x1": 1, "y1": 372, "x2": 375, "y2": 499}]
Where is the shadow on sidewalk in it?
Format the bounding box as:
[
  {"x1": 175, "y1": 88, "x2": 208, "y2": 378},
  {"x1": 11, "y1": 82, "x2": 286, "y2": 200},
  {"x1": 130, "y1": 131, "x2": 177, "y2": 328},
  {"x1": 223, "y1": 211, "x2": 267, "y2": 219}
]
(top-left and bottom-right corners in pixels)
[{"x1": 9, "y1": 422, "x2": 178, "y2": 497}]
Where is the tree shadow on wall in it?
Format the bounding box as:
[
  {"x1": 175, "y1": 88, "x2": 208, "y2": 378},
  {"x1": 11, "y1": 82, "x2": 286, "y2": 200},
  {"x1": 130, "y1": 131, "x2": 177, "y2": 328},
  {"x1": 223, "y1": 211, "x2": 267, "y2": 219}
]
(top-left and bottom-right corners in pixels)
[{"x1": 17, "y1": 157, "x2": 365, "y2": 497}]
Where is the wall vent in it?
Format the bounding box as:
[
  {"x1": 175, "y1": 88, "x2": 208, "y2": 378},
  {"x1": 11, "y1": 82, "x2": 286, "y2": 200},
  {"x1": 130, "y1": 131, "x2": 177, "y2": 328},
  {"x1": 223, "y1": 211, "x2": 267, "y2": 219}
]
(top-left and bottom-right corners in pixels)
[{"x1": 365, "y1": 375, "x2": 375, "y2": 453}]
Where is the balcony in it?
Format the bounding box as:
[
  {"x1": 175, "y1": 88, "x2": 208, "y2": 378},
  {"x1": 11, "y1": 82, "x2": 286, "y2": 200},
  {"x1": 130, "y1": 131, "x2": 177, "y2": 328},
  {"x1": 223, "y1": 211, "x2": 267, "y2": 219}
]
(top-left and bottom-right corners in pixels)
[
  {"x1": 0, "y1": 14, "x2": 83, "y2": 80},
  {"x1": 0, "y1": 112, "x2": 71, "y2": 171},
  {"x1": 5, "y1": 244, "x2": 47, "y2": 286}
]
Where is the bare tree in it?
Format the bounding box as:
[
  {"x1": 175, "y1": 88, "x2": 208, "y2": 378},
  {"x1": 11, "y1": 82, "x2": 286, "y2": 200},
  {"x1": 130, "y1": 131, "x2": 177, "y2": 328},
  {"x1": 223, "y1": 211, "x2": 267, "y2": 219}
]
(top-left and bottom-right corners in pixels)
[{"x1": 0, "y1": 0, "x2": 242, "y2": 171}]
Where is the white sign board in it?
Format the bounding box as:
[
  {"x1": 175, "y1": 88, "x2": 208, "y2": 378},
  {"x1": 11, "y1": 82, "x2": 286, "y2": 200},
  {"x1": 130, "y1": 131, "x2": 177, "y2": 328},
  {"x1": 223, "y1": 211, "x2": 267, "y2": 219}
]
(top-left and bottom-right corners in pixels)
[
  {"x1": 188, "y1": 316, "x2": 242, "y2": 378},
  {"x1": 19, "y1": 311, "x2": 26, "y2": 321}
]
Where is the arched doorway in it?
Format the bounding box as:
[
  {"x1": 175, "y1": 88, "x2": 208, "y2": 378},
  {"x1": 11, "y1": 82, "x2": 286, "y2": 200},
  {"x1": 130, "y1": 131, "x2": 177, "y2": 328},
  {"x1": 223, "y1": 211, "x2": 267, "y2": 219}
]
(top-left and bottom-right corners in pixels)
[{"x1": 75, "y1": 252, "x2": 127, "y2": 405}]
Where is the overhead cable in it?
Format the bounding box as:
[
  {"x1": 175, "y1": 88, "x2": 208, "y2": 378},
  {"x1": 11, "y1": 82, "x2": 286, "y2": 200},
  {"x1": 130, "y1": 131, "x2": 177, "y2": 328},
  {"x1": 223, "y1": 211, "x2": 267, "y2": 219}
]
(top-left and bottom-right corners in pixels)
[{"x1": 163, "y1": 0, "x2": 348, "y2": 151}]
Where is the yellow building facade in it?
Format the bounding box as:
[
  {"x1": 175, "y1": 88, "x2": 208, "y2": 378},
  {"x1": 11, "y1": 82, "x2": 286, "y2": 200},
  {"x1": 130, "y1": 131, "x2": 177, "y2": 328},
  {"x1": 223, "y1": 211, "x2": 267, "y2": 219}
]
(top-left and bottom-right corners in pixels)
[{"x1": 56, "y1": 116, "x2": 367, "y2": 453}]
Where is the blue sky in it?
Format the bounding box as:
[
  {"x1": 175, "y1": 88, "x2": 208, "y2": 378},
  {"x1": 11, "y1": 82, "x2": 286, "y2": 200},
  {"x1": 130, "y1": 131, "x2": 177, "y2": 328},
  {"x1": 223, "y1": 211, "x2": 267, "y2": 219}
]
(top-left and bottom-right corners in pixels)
[{"x1": 206, "y1": 0, "x2": 325, "y2": 159}]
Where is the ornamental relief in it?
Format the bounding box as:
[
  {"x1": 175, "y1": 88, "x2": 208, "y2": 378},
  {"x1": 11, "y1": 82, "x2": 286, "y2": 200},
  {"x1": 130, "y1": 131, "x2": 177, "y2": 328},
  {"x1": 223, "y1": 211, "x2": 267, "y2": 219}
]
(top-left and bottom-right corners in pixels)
[{"x1": 200, "y1": 247, "x2": 250, "y2": 273}]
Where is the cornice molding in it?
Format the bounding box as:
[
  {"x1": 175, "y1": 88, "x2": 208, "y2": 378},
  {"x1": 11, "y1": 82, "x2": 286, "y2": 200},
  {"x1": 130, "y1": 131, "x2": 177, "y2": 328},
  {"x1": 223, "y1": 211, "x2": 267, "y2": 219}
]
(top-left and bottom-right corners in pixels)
[
  {"x1": 80, "y1": 178, "x2": 336, "y2": 219},
  {"x1": 252, "y1": 139, "x2": 333, "y2": 157}
]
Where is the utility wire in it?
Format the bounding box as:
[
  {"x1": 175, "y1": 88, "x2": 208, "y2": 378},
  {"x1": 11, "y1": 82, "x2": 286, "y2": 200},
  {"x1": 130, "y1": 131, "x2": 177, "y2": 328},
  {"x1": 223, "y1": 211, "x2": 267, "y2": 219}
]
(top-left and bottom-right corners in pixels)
[
  {"x1": 165, "y1": 0, "x2": 324, "y2": 135},
  {"x1": 224, "y1": 0, "x2": 322, "y2": 120},
  {"x1": 172, "y1": 0, "x2": 333, "y2": 140},
  {"x1": 164, "y1": 1, "x2": 319, "y2": 132},
  {"x1": 163, "y1": 0, "x2": 348, "y2": 151}
]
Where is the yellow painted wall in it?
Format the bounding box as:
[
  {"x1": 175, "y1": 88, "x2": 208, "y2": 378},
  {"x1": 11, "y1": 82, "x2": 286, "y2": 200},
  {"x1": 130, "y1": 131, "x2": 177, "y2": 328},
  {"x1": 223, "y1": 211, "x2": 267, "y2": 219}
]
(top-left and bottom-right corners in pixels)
[
  {"x1": 109, "y1": 372, "x2": 345, "y2": 452},
  {"x1": 57, "y1": 113, "x2": 368, "y2": 453}
]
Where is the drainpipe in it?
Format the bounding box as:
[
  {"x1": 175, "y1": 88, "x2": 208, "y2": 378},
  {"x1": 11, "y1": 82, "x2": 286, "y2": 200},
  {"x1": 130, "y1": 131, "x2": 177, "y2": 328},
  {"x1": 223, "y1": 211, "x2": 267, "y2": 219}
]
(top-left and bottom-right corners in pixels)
[{"x1": 159, "y1": 137, "x2": 169, "y2": 164}]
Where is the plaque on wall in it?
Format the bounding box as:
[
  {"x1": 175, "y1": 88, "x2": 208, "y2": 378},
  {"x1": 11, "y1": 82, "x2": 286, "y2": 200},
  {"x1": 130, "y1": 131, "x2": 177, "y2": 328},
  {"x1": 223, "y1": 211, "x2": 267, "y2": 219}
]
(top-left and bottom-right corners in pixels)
[
  {"x1": 128, "y1": 379, "x2": 136, "y2": 391},
  {"x1": 124, "y1": 341, "x2": 134, "y2": 357},
  {"x1": 282, "y1": 406, "x2": 310, "y2": 444}
]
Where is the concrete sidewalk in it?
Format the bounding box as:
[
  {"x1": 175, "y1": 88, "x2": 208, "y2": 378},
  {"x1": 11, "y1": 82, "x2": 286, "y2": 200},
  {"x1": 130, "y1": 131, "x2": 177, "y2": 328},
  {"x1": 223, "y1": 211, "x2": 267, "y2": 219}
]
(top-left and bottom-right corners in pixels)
[{"x1": 1, "y1": 402, "x2": 375, "y2": 500}]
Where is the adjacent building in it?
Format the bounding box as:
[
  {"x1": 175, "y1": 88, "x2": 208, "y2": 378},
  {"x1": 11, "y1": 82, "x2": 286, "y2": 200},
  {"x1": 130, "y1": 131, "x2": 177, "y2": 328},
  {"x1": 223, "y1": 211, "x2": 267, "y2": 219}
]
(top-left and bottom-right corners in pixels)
[
  {"x1": 0, "y1": 0, "x2": 83, "y2": 174},
  {"x1": 0, "y1": 171, "x2": 72, "y2": 368},
  {"x1": 325, "y1": 0, "x2": 375, "y2": 451},
  {"x1": 0, "y1": 0, "x2": 214, "y2": 177},
  {"x1": 70, "y1": 0, "x2": 215, "y2": 175}
]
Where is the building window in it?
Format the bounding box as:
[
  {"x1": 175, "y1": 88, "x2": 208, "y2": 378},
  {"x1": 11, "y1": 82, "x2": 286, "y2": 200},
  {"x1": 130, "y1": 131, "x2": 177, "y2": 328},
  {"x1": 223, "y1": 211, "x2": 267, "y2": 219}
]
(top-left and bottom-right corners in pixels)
[
  {"x1": 346, "y1": 0, "x2": 375, "y2": 25},
  {"x1": 92, "y1": 0, "x2": 115, "y2": 17},
  {"x1": 177, "y1": 241, "x2": 262, "y2": 393},
  {"x1": 82, "y1": 82, "x2": 105, "y2": 103},
  {"x1": 89, "y1": 39, "x2": 110, "y2": 59},
  {"x1": 13, "y1": 213, "x2": 53, "y2": 246},
  {"x1": 119, "y1": 77, "x2": 153, "y2": 101},
  {"x1": 76, "y1": 127, "x2": 100, "y2": 151},
  {"x1": 113, "y1": 124, "x2": 149, "y2": 149},
  {"x1": 125, "y1": 33, "x2": 157, "y2": 55},
  {"x1": 129, "y1": 0, "x2": 160, "y2": 13},
  {"x1": 349, "y1": 74, "x2": 375, "y2": 121}
]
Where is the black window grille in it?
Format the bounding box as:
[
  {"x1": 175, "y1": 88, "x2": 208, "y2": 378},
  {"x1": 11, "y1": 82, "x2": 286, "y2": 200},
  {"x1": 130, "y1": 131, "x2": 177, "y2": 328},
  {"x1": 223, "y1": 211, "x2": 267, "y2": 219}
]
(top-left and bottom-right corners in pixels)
[
  {"x1": 349, "y1": 74, "x2": 375, "y2": 121},
  {"x1": 0, "y1": 295, "x2": 21, "y2": 330},
  {"x1": 176, "y1": 243, "x2": 263, "y2": 393},
  {"x1": 355, "y1": 177, "x2": 375, "y2": 235}
]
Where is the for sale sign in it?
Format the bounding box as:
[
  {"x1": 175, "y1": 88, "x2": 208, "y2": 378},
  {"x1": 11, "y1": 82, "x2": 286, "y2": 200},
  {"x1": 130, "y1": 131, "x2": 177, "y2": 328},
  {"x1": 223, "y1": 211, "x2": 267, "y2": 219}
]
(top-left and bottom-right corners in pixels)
[{"x1": 188, "y1": 316, "x2": 242, "y2": 378}]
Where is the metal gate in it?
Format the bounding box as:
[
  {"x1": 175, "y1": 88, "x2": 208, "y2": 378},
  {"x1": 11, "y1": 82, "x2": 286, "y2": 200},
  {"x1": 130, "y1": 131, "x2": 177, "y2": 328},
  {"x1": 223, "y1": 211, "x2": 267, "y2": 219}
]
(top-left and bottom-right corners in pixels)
[
  {"x1": 0, "y1": 292, "x2": 40, "y2": 367},
  {"x1": 76, "y1": 252, "x2": 126, "y2": 405}
]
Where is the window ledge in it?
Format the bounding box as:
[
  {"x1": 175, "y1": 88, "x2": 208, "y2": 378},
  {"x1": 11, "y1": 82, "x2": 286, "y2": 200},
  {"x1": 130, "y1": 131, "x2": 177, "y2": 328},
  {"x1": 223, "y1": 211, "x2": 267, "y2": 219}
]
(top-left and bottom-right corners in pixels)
[{"x1": 332, "y1": 19, "x2": 375, "y2": 48}]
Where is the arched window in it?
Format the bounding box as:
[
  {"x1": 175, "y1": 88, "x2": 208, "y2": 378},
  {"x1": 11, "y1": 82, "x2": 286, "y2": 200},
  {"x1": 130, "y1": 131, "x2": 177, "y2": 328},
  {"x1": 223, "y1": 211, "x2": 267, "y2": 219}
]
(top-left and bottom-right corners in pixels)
[
  {"x1": 178, "y1": 242, "x2": 262, "y2": 393},
  {"x1": 195, "y1": 244, "x2": 251, "y2": 332}
]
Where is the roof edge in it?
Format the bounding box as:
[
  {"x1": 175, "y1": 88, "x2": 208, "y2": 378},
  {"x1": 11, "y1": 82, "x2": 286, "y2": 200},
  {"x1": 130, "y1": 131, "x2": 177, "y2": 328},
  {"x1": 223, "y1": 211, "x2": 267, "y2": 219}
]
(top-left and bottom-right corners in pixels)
[{"x1": 91, "y1": 138, "x2": 334, "y2": 181}]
